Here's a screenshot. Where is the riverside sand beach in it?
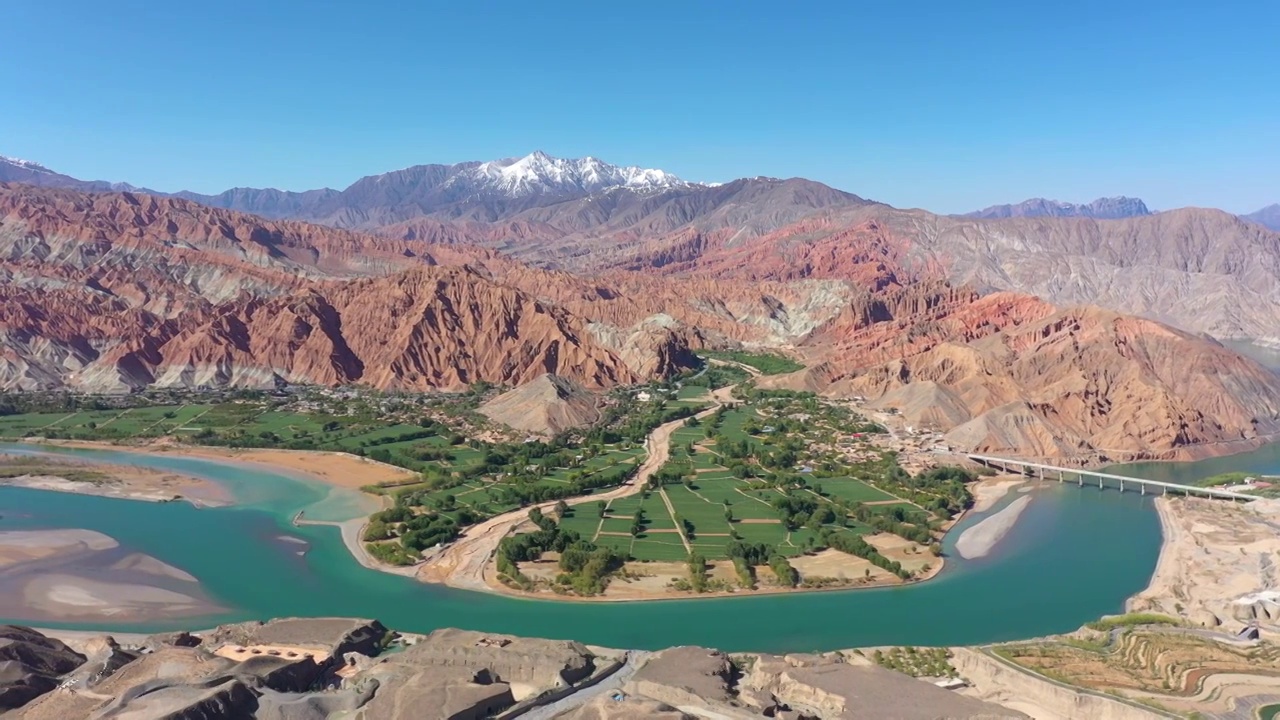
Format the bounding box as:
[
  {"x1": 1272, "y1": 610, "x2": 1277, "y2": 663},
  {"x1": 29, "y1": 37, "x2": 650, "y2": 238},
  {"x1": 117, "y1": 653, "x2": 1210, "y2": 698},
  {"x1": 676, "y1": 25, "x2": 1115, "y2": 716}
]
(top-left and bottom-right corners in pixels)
[
  {"x1": 32, "y1": 439, "x2": 419, "y2": 490},
  {"x1": 954, "y1": 495, "x2": 1034, "y2": 560},
  {"x1": 0, "y1": 451, "x2": 232, "y2": 507}
]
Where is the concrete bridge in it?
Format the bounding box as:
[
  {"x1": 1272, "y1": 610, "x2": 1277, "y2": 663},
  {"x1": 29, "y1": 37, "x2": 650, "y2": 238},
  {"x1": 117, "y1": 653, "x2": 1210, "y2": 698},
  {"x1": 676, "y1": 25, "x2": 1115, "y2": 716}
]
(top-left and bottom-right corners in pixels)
[{"x1": 967, "y1": 454, "x2": 1257, "y2": 502}]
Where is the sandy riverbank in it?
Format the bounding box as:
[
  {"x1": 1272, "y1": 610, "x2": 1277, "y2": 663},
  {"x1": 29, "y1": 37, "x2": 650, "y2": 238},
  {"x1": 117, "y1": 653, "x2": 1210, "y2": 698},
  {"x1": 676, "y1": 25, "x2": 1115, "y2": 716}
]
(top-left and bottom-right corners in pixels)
[
  {"x1": 0, "y1": 453, "x2": 231, "y2": 507},
  {"x1": 26, "y1": 439, "x2": 417, "y2": 490},
  {"x1": 1127, "y1": 495, "x2": 1280, "y2": 628},
  {"x1": 970, "y1": 477, "x2": 1025, "y2": 513},
  {"x1": 0, "y1": 528, "x2": 223, "y2": 623},
  {"x1": 954, "y1": 495, "x2": 1033, "y2": 560}
]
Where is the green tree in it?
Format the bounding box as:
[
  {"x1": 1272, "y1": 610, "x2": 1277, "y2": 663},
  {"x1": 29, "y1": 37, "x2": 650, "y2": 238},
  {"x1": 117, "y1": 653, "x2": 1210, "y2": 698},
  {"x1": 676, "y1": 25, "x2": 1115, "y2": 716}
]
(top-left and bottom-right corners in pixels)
[{"x1": 687, "y1": 552, "x2": 709, "y2": 593}]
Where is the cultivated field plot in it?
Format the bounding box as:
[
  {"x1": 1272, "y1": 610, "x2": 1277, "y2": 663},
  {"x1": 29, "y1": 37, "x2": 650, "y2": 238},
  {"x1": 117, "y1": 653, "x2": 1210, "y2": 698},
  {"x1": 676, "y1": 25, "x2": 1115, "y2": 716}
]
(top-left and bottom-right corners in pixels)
[
  {"x1": 555, "y1": 509, "x2": 602, "y2": 539},
  {"x1": 629, "y1": 536, "x2": 691, "y2": 562},
  {"x1": 592, "y1": 534, "x2": 636, "y2": 556},
  {"x1": 0, "y1": 405, "x2": 222, "y2": 440},
  {"x1": 731, "y1": 521, "x2": 789, "y2": 546},
  {"x1": 690, "y1": 478, "x2": 776, "y2": 519},
  {"x1": 714, "y1": 407, "x2": 760, "y2": 443},
  {"x1": 670, "y1": 426, "x2": 708, "y2": 445},
  {"x1": 664, "y1": 485, "x2": 734, "y2": 535},
  {"x1": 997, "y1": 630, "x2": 1280, "y2": 699},
  {"x1": 676, "y1": 384, "x2": 711, "y2": 401},
  {"x1": 815, "y1": 477, "x2": 898, "y2": 503},
  {"x1": 0, "y1": 412, "x2": 90, "y2": 436}
]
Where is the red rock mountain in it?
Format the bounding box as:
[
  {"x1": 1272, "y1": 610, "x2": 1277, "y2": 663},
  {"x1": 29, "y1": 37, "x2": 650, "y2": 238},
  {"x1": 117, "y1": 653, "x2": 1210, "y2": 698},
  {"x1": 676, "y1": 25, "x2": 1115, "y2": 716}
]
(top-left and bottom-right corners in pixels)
[
  {"x1": 4, "y1": 181, "x2": 1280, "y2": 461},
  {"x1": 0, "y1": 185, "x2": 694, "y2": 392}
]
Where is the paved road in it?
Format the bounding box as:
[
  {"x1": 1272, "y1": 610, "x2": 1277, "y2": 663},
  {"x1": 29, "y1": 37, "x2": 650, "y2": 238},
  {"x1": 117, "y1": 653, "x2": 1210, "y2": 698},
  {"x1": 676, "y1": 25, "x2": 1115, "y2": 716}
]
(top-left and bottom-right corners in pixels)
[{"x1": 518, "y1": 651, "x2": 650, "y2": 720}]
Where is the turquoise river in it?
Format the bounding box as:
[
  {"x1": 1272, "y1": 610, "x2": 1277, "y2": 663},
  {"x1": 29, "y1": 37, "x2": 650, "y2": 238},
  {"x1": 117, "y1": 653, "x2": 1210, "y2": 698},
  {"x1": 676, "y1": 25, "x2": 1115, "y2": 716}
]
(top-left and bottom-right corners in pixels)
[{"x1": 3, "y1": 441, "x2": 1279, "y2": 653}]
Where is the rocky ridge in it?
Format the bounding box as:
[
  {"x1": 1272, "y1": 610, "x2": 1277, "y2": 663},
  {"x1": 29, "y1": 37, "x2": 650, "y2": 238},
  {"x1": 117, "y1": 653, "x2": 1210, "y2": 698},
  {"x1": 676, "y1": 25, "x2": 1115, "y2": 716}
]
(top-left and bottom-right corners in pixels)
[
  {"x1": 2, "y1": 621, "x2": 1025, "y2": 720},
  {"x1": 963, "y1": 196, "x2": 1151, "y2": 220}
]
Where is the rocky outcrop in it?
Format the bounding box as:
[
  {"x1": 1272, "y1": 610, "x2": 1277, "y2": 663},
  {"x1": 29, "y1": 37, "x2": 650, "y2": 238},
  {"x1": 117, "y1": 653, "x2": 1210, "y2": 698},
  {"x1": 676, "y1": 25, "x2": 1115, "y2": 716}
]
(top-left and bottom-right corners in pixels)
[
  {"x1": 401, "y1": 628, "x2": 596, "y2": 687},
  {"x1": 741, "y1": 652, "x2": 1026, "y2": 720},
  {"x1": 0, "y1": 622, "x2": 1142, "y2": 720},
  {"x1": 627, "y1": 646, "x2": 737, "y2": 709},
  {"x1": 0, "y1": 625, "x2": 86, "y2": 710},
  {"x1": 356, "y1": 628, "x2": 604, "y2": 720}
]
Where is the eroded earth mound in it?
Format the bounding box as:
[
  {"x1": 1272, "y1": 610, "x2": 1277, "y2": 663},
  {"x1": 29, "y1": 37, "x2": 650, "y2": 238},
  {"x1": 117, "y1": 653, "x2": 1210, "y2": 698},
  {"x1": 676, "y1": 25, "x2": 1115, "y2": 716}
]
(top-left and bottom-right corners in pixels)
[{"x1": 2, "y1": 621, "x2": 1024, "y2": 720}]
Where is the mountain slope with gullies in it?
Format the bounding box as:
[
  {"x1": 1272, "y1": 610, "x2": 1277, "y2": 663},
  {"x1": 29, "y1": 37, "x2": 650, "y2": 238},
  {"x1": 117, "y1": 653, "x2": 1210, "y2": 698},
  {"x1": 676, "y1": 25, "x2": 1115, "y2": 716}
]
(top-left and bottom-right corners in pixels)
[
  {"x1": 5, "y1": 174, "x2": 1280, "y2": 460},
  {"x1": 614, "y1": 200, "x2": 1280, "y2": 346},
  {"x1": 783, "y1": 291, "x2": 1280, "y2": 462},
  {"x1": 0, "y1": 185, "x2": 696, "y2": 392},
  {"x1": 148, "y1": 266, "x2": 687, "y2": 391},
  {"x1": 0, "y1": 265, "x2": 693, "y2": 392},
  {"x1": 884, "y1": 206, "x2": 1280, "y2": 345}
]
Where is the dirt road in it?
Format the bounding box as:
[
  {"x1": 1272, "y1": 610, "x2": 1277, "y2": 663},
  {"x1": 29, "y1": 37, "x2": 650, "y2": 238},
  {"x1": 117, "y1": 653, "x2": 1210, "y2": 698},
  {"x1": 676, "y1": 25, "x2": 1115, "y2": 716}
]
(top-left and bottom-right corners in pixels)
[{"x1": 416, "y1": 391, "x2": 731, "y2": 591}]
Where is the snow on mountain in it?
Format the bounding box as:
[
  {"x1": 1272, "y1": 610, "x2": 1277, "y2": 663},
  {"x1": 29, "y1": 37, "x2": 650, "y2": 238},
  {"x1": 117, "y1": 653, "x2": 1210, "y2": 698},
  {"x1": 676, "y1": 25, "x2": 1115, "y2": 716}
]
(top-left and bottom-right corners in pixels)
[
  {"x1": 0, "y1": 155, "x2": 54, "y2": 174},
  {"x1": 462, "y1": 151, "x2": 690, "y2": 197}
]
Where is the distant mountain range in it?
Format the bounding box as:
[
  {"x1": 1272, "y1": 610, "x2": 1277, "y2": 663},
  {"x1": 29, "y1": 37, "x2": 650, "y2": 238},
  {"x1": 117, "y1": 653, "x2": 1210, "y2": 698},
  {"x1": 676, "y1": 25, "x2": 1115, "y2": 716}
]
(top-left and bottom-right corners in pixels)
[
  {"x1": 8, "y1": 151, "x2": 1275, "y2": 235},
  {"x1": 962, "y1": 196, "x2": 1152, "y2": 220},
  {"x1": 172, "y1": 150, "x2": 703, "y2": 227},
  {"x1": 0, "y1": 154, "x2": 147, "y2": 194},
  {"x1": 1243, "y1": 203, "x2": 1280, "y2": 231}
]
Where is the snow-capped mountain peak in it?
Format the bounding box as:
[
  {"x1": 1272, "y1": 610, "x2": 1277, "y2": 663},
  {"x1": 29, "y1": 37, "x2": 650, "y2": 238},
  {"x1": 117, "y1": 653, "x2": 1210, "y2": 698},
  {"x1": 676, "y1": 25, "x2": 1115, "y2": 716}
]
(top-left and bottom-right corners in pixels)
[
  {"x1": 0, "y1": 155, "x2": 53, "y2": 174},
  {"x1": 464, "y1": 151, "x2": 688, "y2": 197}
]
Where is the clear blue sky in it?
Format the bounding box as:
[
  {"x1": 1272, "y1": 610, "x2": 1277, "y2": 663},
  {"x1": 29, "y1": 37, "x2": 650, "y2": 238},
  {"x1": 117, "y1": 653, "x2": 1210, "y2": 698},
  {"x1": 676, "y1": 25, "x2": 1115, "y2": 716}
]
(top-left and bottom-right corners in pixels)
[{"x1": 3, "y1": 1, "x2": 1276, "y2": 213}]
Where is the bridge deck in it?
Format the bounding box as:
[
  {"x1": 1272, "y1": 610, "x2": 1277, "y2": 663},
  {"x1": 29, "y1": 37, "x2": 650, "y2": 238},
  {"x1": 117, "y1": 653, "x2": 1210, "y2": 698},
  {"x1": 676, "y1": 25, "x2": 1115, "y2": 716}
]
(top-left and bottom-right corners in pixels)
[{"x1": 967, "y1": 454, "x2": 1256, "y2": 501}]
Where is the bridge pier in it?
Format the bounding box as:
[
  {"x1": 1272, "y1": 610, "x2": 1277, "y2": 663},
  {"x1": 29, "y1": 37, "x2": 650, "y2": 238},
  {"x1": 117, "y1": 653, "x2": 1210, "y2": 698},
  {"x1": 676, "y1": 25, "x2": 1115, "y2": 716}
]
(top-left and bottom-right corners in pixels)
[
  {"x1": 1120, "y1": 479, "x2": 1124, "y2": 492},
  {"x1": 1058, "y1": 469, "x2": 1063, "y2": 483},
  {"x1": 1141, "y1": 483, "x2": 1146, "y2": 495},
  {"x1": 1078, "y1": 473, "x2": 1083, "y2": 487}
]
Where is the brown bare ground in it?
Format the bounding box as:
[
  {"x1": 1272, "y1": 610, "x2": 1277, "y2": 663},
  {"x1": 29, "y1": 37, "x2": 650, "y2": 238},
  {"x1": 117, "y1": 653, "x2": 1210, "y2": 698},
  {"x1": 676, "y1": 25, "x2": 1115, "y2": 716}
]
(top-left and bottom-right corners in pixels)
[
  {"x1": 35, "y1": 440, "x2": 416, "y2": 490},
  {"x1": 0, "y1": 452, "x2": 230, "y2": 506}
]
